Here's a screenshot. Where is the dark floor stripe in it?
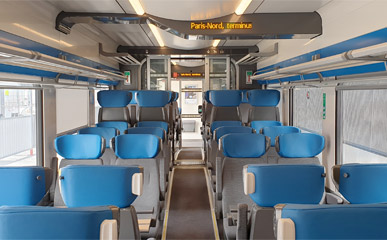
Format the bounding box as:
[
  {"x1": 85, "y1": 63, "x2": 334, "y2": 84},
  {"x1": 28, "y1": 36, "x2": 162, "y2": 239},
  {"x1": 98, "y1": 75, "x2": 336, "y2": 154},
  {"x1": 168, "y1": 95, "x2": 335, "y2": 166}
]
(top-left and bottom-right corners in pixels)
[
  {"x1": 166, "y1": 168, "x2": 215, "y2": 240},
  {"x1": 177, "y1": 148, "x2": 203, "y2": 160}
]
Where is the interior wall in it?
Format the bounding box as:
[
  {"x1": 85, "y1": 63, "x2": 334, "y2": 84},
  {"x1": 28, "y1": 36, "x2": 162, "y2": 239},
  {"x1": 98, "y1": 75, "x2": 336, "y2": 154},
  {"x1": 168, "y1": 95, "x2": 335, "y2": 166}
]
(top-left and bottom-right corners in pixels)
[
  {"x1": 0, "y1": 1, "x2": 118, "y2": 69},
  {"x1": 118, "y1": 65, "x2": 141, "y2": 90},
  {"x1": 238, "y1": 64, "x2": 261, "y2": 90},
  {"x1": 256, "y1": 0, "x2": 387, "y2": 69}
]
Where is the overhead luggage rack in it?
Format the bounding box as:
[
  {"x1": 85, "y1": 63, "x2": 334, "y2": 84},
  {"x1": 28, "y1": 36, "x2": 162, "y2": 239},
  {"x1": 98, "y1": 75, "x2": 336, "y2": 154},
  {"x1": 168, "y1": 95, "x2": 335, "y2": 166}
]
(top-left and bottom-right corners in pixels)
[
  {"x1": 236, "y1": 43, "x2": 278, "y2": 65},
  {"x1": 251, "y1": 42, "x2": 387, "y2": 82},
  {"x1": 0, "y1": 43, "x2": 126, "y2": 82}
]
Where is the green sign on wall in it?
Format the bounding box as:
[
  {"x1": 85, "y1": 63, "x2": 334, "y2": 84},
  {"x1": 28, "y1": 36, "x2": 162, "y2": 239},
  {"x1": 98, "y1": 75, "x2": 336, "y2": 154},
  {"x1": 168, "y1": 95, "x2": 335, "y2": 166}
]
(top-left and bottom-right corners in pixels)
[{"x1": 323, "y1": 93, "x2": 326, "y2": 119}]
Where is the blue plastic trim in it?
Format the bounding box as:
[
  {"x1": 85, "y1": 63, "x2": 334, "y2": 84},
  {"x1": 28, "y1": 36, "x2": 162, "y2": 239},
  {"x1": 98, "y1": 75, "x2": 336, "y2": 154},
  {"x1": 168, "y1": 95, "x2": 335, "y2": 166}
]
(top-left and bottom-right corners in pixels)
[
  {"x1": 221, "y1": 133, "x2": 266, "y2": 158},
  {"x1": 262, "y1": 126, "x2": 300, "y2": 146},
  {"x1": 210, "y1": 90, "x2": 242, "y2": 107},
  {"x1": 277, "y1": 133, "x2": 325, "y2": 158},
  {"x1": 210, "y1": 121, "x2": 242, "y2": 133},
  {"x1": 214, "y1": 126, "x2": 254, "y2": 142},
  {"x1": 115, "y1": 134, "x2": 160, "y2": 159},
  {"x1": 137, "y1": 121, "x2": 169, "y2": 133},
  {"x1": 96, "y1": 121, "x2": 129, "y2": 135},
  {"x1": 281, "y1": 203, "x2": 387, "y2": 239},
  {"x1": 128, "y1": 91, "x2": 138, "y2": 104},
  {"x1": 55, "y1": 135, "x2": 103, "y2": 159},
  {"x1": 60, "y1": 165, "x2": 140, "y2": 208},
  {"x1": 78, "y1": 127, "x2": 117, "y2": 148},
  {"x1": 247, "y1": 164, "x2": 325, "y2": 207},
  {"x1": 0, "y1": 167, "x2": 45, "y2": 206},
  {"x1": 126, "y1": 127, "x2": 165, "y2": 141}
]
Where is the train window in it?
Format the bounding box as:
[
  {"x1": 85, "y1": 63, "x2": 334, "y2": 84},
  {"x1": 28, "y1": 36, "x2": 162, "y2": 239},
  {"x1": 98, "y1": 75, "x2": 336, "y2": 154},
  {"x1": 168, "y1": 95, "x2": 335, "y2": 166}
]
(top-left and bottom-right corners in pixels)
[
  {"x1": 209, "y1": 58, "x2": 228, "y2": 90},
  {"x1": 293, "y1": 87, "x2": 323, "y2": 134},
  {"x1": 340, "y1": 87, "x2": 387, "y2": 164},
  {"x1": 0, "y1": 89, "x2": 38, "y2": 166}
]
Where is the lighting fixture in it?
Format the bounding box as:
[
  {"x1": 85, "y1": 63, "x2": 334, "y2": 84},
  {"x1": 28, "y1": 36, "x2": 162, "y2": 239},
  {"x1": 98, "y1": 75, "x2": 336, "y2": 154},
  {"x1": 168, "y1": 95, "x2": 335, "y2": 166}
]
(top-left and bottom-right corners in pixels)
[
  {"x1": 148, "y1": 24, "x2": 165, "y2": 47},
  {"x1": 13, "y1": 23, "x2": 73, "y2": 47},
  {"x1": 212, "y1": 39, "x2": 221, "y2": 47},
  {"x1": 235, "y1": 0, "x2": 252, "y2": 15},
  {"x1": 128, "y1": 0, "x2": 145, "y2": 15}
]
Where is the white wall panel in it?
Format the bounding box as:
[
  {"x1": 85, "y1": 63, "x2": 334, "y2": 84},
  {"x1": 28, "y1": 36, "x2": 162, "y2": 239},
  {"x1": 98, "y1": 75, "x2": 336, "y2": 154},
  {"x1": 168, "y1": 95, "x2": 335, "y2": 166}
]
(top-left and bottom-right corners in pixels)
[
  {"x1": 56, "y1": 88, "x2": 88, "y2": 134},
  {"x1": 257, "y1": 0, "x2": 387, "y2": 69}
]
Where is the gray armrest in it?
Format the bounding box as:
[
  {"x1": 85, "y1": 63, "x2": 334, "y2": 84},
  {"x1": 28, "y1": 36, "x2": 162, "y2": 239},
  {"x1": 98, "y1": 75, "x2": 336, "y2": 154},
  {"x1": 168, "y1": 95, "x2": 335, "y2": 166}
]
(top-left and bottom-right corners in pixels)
[
  {"x1": 237, "y1": 204, "x2": 248, "y2": 240},
  {"x1": 325, "y1": 192, "x2": 347, "y2": 204},
  {"x1": 216, "y1": 156, "x2": 223, "y2": 201}
]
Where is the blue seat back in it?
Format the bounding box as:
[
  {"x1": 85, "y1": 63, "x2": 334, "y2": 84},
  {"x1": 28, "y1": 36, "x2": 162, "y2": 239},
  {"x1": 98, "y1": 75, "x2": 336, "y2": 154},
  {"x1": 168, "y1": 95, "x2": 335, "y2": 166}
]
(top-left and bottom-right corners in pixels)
[
  {"x1": 214, "y1": 126, "x2": 254, "y2": 142},
  {"x1": 126, "y1": 127, "x2": 165, "y2": 141},
  {"x1": 135, "y1": 90, "x2": 170, "y2": 107},
  {"x1": 115, "y1": 134, "x2": 160, "y2": 159},
  {"x1": 78, "y1": 127, "x2": 117, "y2": 148},
  {"x1": 221, "y1": 133, "x2": 267, "y2": 158},
  {"x1": 0, "y1": 206, "x2": 112, "y2": 239},
  {"x1": 210, "y1": 90, "x2": 242, "y2": 107},
  {"x1": 96, "y1": 121, "x2": 129, "y2": 134},
  {"x1": 281, "y1": 204, "x2": 387, "y2": 239},
  {"x1": 247, "y1": 89, "x2": 280, "y2": 107},
  {"x1": 137, "y1": 121, "x2": 169, "y2": 132},
  {"x1": 173, "y1": 92, "x2": 179, "y2": 101},
  {"x1": 247, "y1": 164, "x2": 325, "y2": 207},
  {"x1": 250, "y1": 120, "x2": 282, "y2": 132},
  {"x1": 0, "y1": 167, "x2": 45, "y2": 206},
  {"x1": 339, "y1": 164, "x2": 387, "y2": 204},
  {"x1": 210, "y1": 121, "x2": 242, "y2": 133},
  {"x1": 204, "y1": 91, "x2": 211, "y2": 103},
  {"x1": 277, "y1": 133, "x2": 325, "y2": 158},
  {"x1": 128, "y1": 90, "x2": 138, "y2": 104},
  {"x1": 60, "y1": 165, "x2": 140, "y2": 208},
  {"x1": 55, "y1": 135, "x2": 104, "y2": 160},
  {"x1": 262, "y1": 126, "x2": 300, "y2": 146},
  {"x1": 97, "y1": 90, "x2": 132, "y2": 107}
]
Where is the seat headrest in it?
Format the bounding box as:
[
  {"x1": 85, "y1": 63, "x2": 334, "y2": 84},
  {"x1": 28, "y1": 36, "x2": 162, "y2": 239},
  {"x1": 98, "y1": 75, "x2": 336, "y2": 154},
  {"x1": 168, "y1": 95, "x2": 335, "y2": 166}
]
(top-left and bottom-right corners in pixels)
[
  {"x1": 245, "y1": 164, "x2": 325, "y2": 207},
  {"x1": 262, "y1": 126, "x2": 300, "y2": 147},
  {"x1": 210, "y1": 90, "x2": 242, "y2": 107},
  {"x1": 0, "y1": 167, "x2": 46, "y2": 206},
  {"x1": 204, "y1": 91, "x2": 211, "y2": 103},
  {"x1": 277, "y1": 133, "x2": 325, "y2": 158},
  {"x1": 174, "y1": 92, "x2": 179, "y2": 101},
  {"x1": 97, "y1": 90, "x2": 132, "y2": 107},
  {"x1": 78, "y1": 127, "x2": 117, "y2": 148},
  {"x1": 137, "y1": 121, "x2": 169, "y2": 133},
  {"x1": 115, "y1": 134, "x2": 160, "y2": 159},
  {"x1": 136, "y1": 90, "x2": 170, "y2": 107},
  {"x1": 167, "y1": 91, "x2": 173, "y2": 103},
  {"x1": 55, "y1": 135, "x2": 104, "y2": 159},
  {"x1": 210, "y1": 121, "x2": 242, "y2": 133},
  {"x1": 221, "y1": 133, "x2": 267, "y2": 158},
  {"x1": 0, "y1": 206, "x2": 113, "y2": 239},
  {"x1": 60, "y1": 165, "x2": 141, "y2": 208},
  {"x1": 247, "y1": 89, "x2": 280, "y2": 107},
  {"x1": 128, "y1": 90, "x2": 138, "y2": 104},
  {"x1": 339, "y1": 164, "x2": 387, "y2": 204},
  {"x1": 96, "y1": 121, "x2": 129, "y2": 135},
  {"x1": 280, "y1": 204, "x2": 387, "y2": 239},
  {"x1": 126, "y1": 127, "x2": 165, "y2": 141},
  {"x1": 241, "y1": 90, "x2": 249, "y2": 103},
  {"x1": 251, "y1": 120, "x2": 282, "y2": 132},
  {"x1": 214, "y1": 126, "x2": 254, "y2": 142}
]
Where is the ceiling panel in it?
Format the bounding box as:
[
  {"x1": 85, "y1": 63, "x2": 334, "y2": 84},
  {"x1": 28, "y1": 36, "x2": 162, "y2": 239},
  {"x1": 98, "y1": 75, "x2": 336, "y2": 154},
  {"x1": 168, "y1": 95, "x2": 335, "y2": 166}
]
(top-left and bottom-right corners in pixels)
[
  {"x1": 222, "y1": 40, "x2": 262, "y2": 47},
  {"x1": 159, "y1": 29, "x2": 214, "y2": 49},
  {"x1": 255, "y1": 0, "x2": 332, "y2": 13},
  {"x1": 94, "y1": 24, "x2": 155, "y2": 46},
  {"x1": 46, "y1": 0, "x2": 125, "y2": 13},
  {"x1": 244, "y1": 0, "x2": 264, "y2": 14},
  {"x1": 140, "y1": 0, "x2": 239, "y2": 21}
]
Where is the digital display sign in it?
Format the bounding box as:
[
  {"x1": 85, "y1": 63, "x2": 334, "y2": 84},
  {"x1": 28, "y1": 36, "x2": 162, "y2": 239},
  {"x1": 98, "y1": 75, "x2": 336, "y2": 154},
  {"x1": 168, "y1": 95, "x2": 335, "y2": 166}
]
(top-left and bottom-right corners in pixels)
[{"x1": 190, "y1": 22, "x2": 253, "y2": 30}]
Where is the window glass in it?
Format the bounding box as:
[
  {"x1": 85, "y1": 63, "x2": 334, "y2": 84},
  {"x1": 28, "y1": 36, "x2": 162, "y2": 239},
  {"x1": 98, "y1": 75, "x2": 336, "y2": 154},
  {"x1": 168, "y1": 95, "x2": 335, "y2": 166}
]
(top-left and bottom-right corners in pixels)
[
  {"x1": 293, "y1": 87, "x2": 323, "y2": 134},
  {"x1": 341, "y1": 88, "x2": 387, "y2": 163},
  {"x1": 0, "y1": 89, "x2": 38, "y2": 166},
  {"x1": 209, "y1": 58, "x2": 227, "y2": 90}
]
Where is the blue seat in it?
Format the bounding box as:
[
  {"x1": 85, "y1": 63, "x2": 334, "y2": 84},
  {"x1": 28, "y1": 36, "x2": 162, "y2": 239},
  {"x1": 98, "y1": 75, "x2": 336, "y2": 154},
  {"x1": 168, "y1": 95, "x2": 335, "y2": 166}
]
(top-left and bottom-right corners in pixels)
[
  {"x1": 114, "y1": 134, "x2": 162, "y2": 238},
  {"x1": 125, "y1": 127, "x2": 169, "y2": 196},
  {"x1": 217, "y1": 133, "x2": 268, "y2": 239},
  {"x1": 97, "y1": 121, "x2": 129, "y2": 135},
  {"x1": 243, "y1": 164, "x2": 325, "y2": 240},
  {"x1": 250, "y1": 120, "x2": 282, "y2": 132},
  {"x1": 0, "y1": 167, "x2": 46, "y2": 206},
  {"x1": 209, "y1": 90, "x2": 242, "y2": 122},
  {"x1": 247, "y1": 89, "x2": 280, "y2": 122},
  {"x1": 97, "y1": 90, "x2": 131, "y2": 125},
  {"x1": 333, "y1": 164, "x2": 387, "y2": 204},
  {"x1": 60, "y1": 165, "x2": 141, "y2": 208},
  {"x1": 0, "y1": 206, "x2": 115, "y2": 239},
  {"x1": 137, "y1": 121, "x2": 169, "y2": 133},
  {"x1": 210, "y1": 121, "x2": 242, "y2": 133},
  {"x1": 54, "y1": 134, "x2": 105, "y2": 206},
  {"x1": 276, "y1": 204, "x2": 387, "y2": 240},
  {"x1": 135, "y1": 90, "x2": 170, "y2": 122},
  {"x1": 78, "y1": 127, "x2": 118, "y2": 165},
  {"x1": 276, "y1": 133, "x2": 324, "y2": 164}
]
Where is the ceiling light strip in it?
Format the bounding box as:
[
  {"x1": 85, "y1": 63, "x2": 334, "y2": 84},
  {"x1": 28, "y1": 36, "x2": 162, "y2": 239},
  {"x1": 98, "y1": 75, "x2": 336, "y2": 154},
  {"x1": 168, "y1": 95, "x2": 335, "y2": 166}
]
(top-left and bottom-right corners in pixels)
[
  {"x1": 148, "y1": 24, "x2": 165, "y2": 47},
  {"x1": 128, "y1": 0, "x2": 145, "y2": 15},
  {"x1": 235, "y1": 0, "x2": 252, "y2": 15}
]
